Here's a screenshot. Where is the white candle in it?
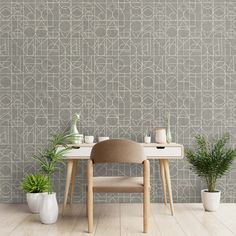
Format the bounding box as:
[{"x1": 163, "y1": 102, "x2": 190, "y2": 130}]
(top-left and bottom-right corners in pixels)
[{"x1": 155, "y1": 128, "x2": 167, "y2": 144}]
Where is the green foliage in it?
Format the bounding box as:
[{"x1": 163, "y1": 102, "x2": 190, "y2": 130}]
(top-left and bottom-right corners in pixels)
[
  {"x1": 33, "y1": 132, "x2": 75, "y2": 194},
  {"x1": 186, "y1": 134, "x2": 236, "y2": 192},
  {"x1": 21, "y1": 174, "x2": 49, "y2": 193}
]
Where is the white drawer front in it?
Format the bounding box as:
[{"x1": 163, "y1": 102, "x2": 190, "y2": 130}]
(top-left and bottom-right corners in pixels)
[
  {"x1": 59, "y1": 145, "x2": 183, "y2": 159},
  {"x1": 59, "y1": 147, "x2": 92, "y2": 157},
  {"x1": 144, "y1": 146, "x2": 182, "y2": 157}
]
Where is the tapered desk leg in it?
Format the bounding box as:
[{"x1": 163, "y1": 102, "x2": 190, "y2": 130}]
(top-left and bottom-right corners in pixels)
[
  {"x1": 63, "y1": 159, "x2": 74, "y2": 215},
  {"x1": 159, "y1": 160, "x2": 167, "y2": 205},
  {"x1": 70, "y1": 160, "x2": 78, "y2": 204},
  {"x1": 163, "y1": 159, "x2": 174, "y2": 215}
]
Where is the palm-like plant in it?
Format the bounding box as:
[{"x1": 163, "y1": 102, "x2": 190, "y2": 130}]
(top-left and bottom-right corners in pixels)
[
  {"x1": 186, "y1": 134, "x2": 236, "y2": 192},
  {"x1": 33, "y1": 132, "x2": 76, "y2": 194},
  {"x1": 21, "y1": 174, "x2": 49, "y2": 193}
]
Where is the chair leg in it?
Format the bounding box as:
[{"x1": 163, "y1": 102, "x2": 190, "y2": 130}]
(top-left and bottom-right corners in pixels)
[
  {"x1": 86, "y1": 189, "x2": 88, "y2": 217},
  {"x1": 143, "y1": 188, "x2": 150, "y2": 233},
  {"x1": 88, "y1": 186, "x2": 93, "y2": 233}
]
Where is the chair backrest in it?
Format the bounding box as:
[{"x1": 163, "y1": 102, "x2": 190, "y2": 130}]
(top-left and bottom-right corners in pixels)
[{"x1": 90, "y1": 139, "x2": 146, "y2": 164}]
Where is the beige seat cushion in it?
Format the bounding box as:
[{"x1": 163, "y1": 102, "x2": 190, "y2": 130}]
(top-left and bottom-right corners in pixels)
[{"x1": 93, "y1": 176, "x2": 145, "y2": 193}]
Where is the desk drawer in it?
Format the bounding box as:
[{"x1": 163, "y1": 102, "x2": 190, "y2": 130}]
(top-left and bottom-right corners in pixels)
[
  {"x1": 144, "y1": 146, "x2": 182, "y2": 158},
  {"x1": 59, "y1": 147, "x2": 92, "y2": 157}
]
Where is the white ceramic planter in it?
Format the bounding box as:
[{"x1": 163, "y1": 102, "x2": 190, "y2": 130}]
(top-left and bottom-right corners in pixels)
[
  {"x1": 26, "y1": 193, "x2": 42, "y2": 214},
  {"x1": 201, "y1": 189, "x2": 221, "y2": 212},
  {"x1": 40, "y1": 192, "x2": 58, "y2": 224}
]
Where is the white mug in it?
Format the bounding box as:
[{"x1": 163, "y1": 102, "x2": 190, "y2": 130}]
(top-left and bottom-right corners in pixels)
[
  {"x1": 155, "y1": 128, "x2": 167, "y2": 144},
  {"x1": 144, "y1": 136, "x2": 151, "y2": 144},
  {"x1": 84, "y1": 136, "x2": 94, "y2": 144},
  {"x1": 98, "y1": 136, "x2": 109, "y2": 142}
]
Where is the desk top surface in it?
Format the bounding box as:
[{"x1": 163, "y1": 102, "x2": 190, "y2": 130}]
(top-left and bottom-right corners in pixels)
[{"x1": 64, "y1": 142, "x2": 183, "y2": 148}]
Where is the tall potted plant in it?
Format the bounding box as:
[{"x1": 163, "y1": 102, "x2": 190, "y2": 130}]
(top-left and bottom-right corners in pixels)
[
  {"x1": 33, "y1": 132, "x2": 75, "y2": 224},
  {"x1": 186, "y1": 134, "x2": 236, "y2": 211},
  {"x1": 21, "y1": 174, "x2": 49, "y2": 213}
]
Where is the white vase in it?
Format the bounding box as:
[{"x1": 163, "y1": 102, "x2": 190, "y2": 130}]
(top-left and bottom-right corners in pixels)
[
  {"x1": 26, "y1": 192, "x2": 42, "y2": 213},
  {"x1": 40, "y1": 192, "x2": 58, "y2": 224},
  {"x1": 71, "y1": 113, "x2": 84, "y2": 144},
  {"x1": 201, "y1": 189, "x2": 221, "y2": 212}
]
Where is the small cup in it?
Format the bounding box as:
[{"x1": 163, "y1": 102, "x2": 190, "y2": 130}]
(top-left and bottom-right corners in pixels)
[
  {"x1": 98, "y1": 136, "x2": 109, "y2": 142},
  {"x1": 84, "y1": 136, "x2": 94, "y2": 144},
  {"x1": 144, "y1": 135, "x2": 151, "y2": 144}
]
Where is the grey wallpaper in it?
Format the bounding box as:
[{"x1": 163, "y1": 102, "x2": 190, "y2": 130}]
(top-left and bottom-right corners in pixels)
[{"x1": 1, "y1": 0, "x2": 236, "y2": 203}]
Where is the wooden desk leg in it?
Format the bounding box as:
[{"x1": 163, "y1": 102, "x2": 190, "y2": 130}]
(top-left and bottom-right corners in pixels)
[
  {"x1": 70, "y1": 160, "x2": 78, "y2": 204},
  {"x1": 159, "y1": 160, "x2": 167, "y2": 205},
  {"x1": 63, "y1": 159, "x2": 74, "y2": 215},
  {"x1": 163, "y1": 160, "x2": 174, "y2": 216}
]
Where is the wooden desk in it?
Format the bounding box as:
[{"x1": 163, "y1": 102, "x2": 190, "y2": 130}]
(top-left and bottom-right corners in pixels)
[{"x1": 60, "y1": 143, "x2": 184, "y2": 215}]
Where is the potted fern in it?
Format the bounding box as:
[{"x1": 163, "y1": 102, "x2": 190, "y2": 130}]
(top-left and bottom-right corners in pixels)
[
  {"x1": 186, "y1": 134, "x2": 236, "y2": 211},
  {"x1": 33, "y1": 132, "x2": 75, "y2": 224},
  {"x1": 21, "y1": 174, "x2": 49, "y2": 213}
]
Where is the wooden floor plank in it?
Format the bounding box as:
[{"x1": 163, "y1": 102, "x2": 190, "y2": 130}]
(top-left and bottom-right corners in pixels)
[
  {"x1": 151, "y1": 203, "x2": 186, "y2": 236},
  {"x1": 46, "y1": 204, "x2": 83, "y2": 236},
  {"x1": 199, "y1": 203, "x2": 236, "y2": 235},
  {"x1": 9, "y1": 213, "x2": 50, "y2": 236},
  {"x1": 1, "y1": 203, "x2": 236, "y2": 236},
  {"x1": 173, "y1": 204, "x2": 212, "y2": 236},
  {"x1": 0, "y1": 204, "x2": 31, "y2": 236},
  {"x1": 94, "y1": 204, "x2": 120, "y2": 236},
  {"x1": 211, "y1": 204, "x2": 236, "y2": 235},
  {"x1": 70, "y1": 203, "x2": 100, "y2": 236},
  {"x1": 120, "y1": 203, "x2": 161, "y2": 236},
  {"x1": 184, "y1": 204, "x2": 235, "y2": 236}
]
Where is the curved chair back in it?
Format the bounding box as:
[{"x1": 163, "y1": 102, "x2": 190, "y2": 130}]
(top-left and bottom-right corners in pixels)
[{"x1": 90, "y1": 139, "x2": 146, "y2": 164}]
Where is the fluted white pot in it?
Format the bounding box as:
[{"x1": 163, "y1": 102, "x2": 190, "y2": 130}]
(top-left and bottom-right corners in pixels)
[
  {"x1": 26, "y1": 193, "x2": 42, "y2": 213},
  {"x1": 40, "y1": 192, "x2": 58, "y2": 224},
  {"x1": 201, "y1": 189, "x2": 221, "y2": 212}
]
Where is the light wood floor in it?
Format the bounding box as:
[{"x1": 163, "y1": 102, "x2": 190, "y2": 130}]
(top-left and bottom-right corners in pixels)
[{"x1": 1, "y1": 203, "x2": 236, "y2": 236}]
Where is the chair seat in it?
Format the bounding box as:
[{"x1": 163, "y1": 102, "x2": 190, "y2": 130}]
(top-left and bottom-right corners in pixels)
[{"x1": 93, "y1": 176, "x2": 145, "y2": 193}]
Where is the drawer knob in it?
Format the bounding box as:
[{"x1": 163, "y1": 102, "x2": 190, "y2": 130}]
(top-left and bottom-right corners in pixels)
[
  {"x1": 156, "y1": 146, "x2": 165, "y2": 149},
  {"x1": 71, "y1": 146, "x2": 81, "y2": 149}
]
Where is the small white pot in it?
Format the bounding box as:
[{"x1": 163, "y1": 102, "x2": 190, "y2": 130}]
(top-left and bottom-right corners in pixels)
[
  {"x1": 144, "y1": 136, "x2": 151, "y2": 144},
  {"x1": 26, "y1": 192, "x2": 42, "y2": 213},
  {"x1": 40, "y1": 192, "x2": 58, "y2": 224},
  {"x1": 84, "y1": 136, "x2": 94, "y2": 144},
  {"x1": 201, "y1": 189, "x2": 221, "y2": 212}
]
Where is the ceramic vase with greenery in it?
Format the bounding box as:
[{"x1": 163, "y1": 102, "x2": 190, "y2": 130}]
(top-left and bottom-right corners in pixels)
[
  {"x1": 33, "y1": 132, "x2": 75, "y2": 224},
  {"x1": 21, "y1": 174, "x2": 49, "y2": 213},
  {"x1": 186, "y1": 134, "x2": 236, "y2": 211}
]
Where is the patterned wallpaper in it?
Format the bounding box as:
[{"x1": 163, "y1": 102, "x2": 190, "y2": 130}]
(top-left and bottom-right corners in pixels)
[{"x1": 1, "y1": 0, "x2": 236, "y2": 203}]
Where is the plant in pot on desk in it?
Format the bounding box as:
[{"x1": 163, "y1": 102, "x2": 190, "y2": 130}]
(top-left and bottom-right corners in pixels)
[
  {"x1": 21, "y1": 173, "x2": 49, "y2": 213},
  {"x1": 33, "y1": 132, "x2": 75, "y2": 224},
  {"x1": 186, "y1": 134, "x2": 236, "y2": 211}
]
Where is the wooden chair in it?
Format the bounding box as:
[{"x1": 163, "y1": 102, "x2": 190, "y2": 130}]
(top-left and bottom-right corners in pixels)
[{"x1": 87, "y1": 139, "x2": 150, "y2": 233}]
